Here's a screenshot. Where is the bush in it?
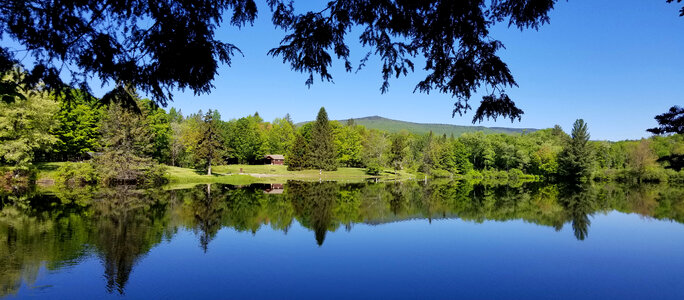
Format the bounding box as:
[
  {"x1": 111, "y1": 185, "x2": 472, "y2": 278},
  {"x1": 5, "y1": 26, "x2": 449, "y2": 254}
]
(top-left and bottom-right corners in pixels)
[
  {"x1": 666, "y1": 170, "x2": 684, "y2": 183},
  {"x1": 507, "y1": 168, "x2": 524, "y2": 181},
  {"x1": 56, "y1": 162, "x2": 97, "y2": 186},
  {"x1": 365, "y1": 165, "x2": 382, "y2": 176},
  {"x1": 431, "y1": 169, "x2": 452, "y2": 178},
  {"x1": 482, "y1": 169, "x2": 509, "y2": 180},
  {"x1": 141, "y1": 163, "x2": 168, "y2": 187},
  {"x1": 464, "y1": 169, "x2": 483, "y2": 180}
]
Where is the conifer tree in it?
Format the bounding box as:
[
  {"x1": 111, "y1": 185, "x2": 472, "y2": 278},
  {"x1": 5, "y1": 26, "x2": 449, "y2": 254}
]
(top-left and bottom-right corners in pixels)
[
  {"x1": 96, "y1": 102, "x2": 165, "y2": 185},
  {"x1": 309, "y1": 107, "x2": 337, "y2": 171},
  {"x1": 196, "y1": 110, "x2": 223, "y2": 175},
  {"x1": 558, "y1": 119, "x2": 592, "y2": 180},
  {"x1": 287, "y1": 133, "x2": 309, "y2": 171}
]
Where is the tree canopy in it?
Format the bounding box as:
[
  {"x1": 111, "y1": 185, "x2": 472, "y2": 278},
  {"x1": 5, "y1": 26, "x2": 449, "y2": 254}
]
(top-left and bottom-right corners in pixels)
[
  {"x1": 647, "y1": 106, "x2": 684, "y2": 171},
  {"x1": 648, "y1": 106, "x2": 684, "y2": 135},
  {"x1": 2, "y1": 0, "x2": 642, "y2": 123}
]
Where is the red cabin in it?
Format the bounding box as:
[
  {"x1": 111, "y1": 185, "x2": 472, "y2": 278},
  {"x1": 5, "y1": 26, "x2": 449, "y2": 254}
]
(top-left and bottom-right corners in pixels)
[{"x1": 264, "y1": 154, "x2": 285, "y2": 165}]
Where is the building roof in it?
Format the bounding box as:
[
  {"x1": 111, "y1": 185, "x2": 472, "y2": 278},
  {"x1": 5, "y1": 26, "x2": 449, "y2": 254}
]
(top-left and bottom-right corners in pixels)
[{"x1": 264, "y1": 154, "x2": 285, "y2": 160}]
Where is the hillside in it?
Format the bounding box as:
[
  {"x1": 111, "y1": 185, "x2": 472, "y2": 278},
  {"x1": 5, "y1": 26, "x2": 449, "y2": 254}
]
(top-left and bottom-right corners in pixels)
[{"x1": 300, "y1": 116, "x2": 538, "y2": 136}]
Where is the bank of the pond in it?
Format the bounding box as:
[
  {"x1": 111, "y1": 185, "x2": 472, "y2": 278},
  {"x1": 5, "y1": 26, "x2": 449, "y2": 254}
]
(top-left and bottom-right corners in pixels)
[
  {"x1": 33, "y1": 162, "x2": 414, "y2": 187},
  {"x1": 167, "y1": 165, "x2": 412, "y2": 184}
]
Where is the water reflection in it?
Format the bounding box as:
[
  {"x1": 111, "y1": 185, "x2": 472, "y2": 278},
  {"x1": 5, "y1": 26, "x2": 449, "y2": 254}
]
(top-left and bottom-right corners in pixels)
[{"x1": 1, "y1": 181, "x2": 684, "y2": 296}]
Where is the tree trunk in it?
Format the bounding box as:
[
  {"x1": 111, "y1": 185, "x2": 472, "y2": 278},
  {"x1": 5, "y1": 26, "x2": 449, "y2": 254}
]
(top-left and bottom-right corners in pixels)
[{"x1": 207, "y1": 157, "x2": 212, "y2": 175}]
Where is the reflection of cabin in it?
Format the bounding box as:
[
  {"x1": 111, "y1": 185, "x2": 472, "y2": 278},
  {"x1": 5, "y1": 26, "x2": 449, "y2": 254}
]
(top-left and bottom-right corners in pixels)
[
  {"x1": 263, "y1": 183, "x2": 284, "y2": 194},
  {"x1": 264, "y1": 154, "x2": 285, "y2": 165}
]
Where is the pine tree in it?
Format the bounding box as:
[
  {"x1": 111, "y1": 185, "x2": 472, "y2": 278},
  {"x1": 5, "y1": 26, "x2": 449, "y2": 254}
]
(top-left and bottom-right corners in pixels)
[
  {"x1": 558, "y1": 119, "x2": 592, "y2": 180},
  {"x1": 309, "y1": 107, "x2": 337, "y2": 171},
  {"x1": 287, "y1": 133, "x2": 309, "y2": 171},
  {"x1": 196, "y1": 110, "x2": 223, "y2": 175},
  {"x1": 96, "y1": 102, "x2": 165, "y2": 185}
]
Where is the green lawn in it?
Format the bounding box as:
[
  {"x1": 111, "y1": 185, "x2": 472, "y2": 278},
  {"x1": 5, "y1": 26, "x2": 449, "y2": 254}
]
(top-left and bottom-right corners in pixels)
[
  {"x1": 35, "y1": 162, "x2": 67, "y2": 183},
  {"x1": 33, "y1": 162, "x2": 413, "y2": 187},
  {"x1": 165, "y1": 166, "x2": 260, "y2": 185},
  {"x1": 212, "y1": 164, "x2": 413, "y2": 180}
]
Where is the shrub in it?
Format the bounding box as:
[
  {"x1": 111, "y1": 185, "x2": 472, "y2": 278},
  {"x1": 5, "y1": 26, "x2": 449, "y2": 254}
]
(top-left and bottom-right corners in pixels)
[
  {"x1": 431, "y1": 169, "x2": 452, "y2": 178},
  {"x1": 56, "y1": 162, "x2": 97, "y2": 186},
  {"x1": 508, "y1": 168, "x2": 524, "y2": 181},
  {"x1": 464, "y1": 169, "x2": 483, "y2": 180},
  {"x1": 365, "y1": 165, "x2": 382, "y2": 176},
  {"x1": 141, "y1": 163, "x2": 168, "y2": 187}
]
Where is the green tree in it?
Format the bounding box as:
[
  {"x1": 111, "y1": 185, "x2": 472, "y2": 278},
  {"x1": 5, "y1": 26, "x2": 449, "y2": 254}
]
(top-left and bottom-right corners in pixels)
[
  {"x1": 266, "y1": 115, "x2": 296, "y2": 155},
  {"x1": 451, "y1": 139, "x2": 472, "y2": 174},
  {"x1": 287, "y1": 133, "x2": 309, "y2": 171},
  {"x1": 389, "y1": 133, "x2": 408, "y2": 170},
  {"x1": 51, "y1": 90, "x2": 102, "y2": 161},
  {"x1": 196, "y1": 110, "x2": 223, "y2": 175},
  {"x1": 226, "y1": 115, "x2": 265, "y2": 164},
  {"x1": 141, "y1": 100, "x2": 172, "y2": 164},
  {"x1": 647, "y1": 106, "x2": 683, "y2": 171},
  {"x1": 627, "y1": 139, "x2": 658, "y2": 181},
  {"x1": 309, "y1": 107, "x2": 337, "y2": 171},
  {"x1": 0, "y1": 75, "x2": 59, "y2": 167},
  {"x1": 334, "y1": 123, "x2": 363, "y2": 167},
  {"x1": 558, "y1": 119, "x2": 592, "y2": 181},
  {"x1": 95, "y1": 103, "x2": 165, "y2": 185}
]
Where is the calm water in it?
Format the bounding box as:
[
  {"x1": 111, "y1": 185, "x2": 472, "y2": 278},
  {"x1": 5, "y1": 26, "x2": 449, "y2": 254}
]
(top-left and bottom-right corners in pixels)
[{"x1": 2, "y1": 181, "x2": 684, "y2": 299}]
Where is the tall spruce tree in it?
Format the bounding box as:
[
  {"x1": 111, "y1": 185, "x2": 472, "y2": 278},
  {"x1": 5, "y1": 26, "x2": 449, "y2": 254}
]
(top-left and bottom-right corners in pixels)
[
  {"x1": 287, "y1": 133, "x2": 309, "y2": 171},
  {"x1": 196, "y1": 110, "x2": 223, "y2": 175},
  {"x1": 558, "y1": 119, "x2": 592, "y2": 180},
  {"x1": 309, "y1": 107, "x2": 337, "y2": 171},
  {"x1": 96, "y1": 102, "x2": 165, "y2": 185}
]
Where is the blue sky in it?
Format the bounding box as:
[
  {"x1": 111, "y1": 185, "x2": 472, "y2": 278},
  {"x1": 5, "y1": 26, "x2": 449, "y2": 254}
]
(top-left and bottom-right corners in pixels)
[
  {"x1": 163, "y1": 0, "x2": 682, "y2": 141},
  {"x1": 13, "y1": 0, "x2": 682, "y2": 141}
]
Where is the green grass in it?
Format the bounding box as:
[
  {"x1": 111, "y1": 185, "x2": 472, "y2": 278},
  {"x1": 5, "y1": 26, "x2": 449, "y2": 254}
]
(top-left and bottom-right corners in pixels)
[
  {"x1": 34, "y1": 162, "x2": 67, "y2": 182},
  {"x1": 164, "y1": 166, "x2": 260, "y2": 185},
  {"x1": 33, "y1": 162, "x2": 413, "y2": 188},
  {"x1": 212, "y1": 164, "x2": 413, "y2": 180}
]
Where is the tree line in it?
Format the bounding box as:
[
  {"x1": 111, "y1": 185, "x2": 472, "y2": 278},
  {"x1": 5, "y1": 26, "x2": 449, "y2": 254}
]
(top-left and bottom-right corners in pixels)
[{"x1": 1, "y1": 73, "x2": 683, "y2": 185}]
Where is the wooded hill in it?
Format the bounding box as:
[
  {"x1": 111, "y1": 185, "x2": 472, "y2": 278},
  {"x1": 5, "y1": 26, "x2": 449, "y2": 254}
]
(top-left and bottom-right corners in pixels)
[{"x1": 298, "y1": 116, "x2": 538, "y2": 137}]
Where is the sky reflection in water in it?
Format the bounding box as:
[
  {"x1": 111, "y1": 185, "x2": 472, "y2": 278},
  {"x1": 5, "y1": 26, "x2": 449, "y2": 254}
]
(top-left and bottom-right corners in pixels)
[{"x1": 2, "y1": 181, "x2": 684, "y2": 299}]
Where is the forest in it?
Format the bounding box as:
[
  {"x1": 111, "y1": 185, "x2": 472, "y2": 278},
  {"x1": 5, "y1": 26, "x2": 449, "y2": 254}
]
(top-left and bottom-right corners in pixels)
[{"x1": 1, "y1": 73, "x2": 683, "y2": 187}]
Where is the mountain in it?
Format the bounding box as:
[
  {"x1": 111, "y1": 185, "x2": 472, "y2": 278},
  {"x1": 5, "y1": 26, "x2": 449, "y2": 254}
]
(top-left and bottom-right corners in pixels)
[{"x1": 300, "y1": 116, "x2": 538, "y2": 136}]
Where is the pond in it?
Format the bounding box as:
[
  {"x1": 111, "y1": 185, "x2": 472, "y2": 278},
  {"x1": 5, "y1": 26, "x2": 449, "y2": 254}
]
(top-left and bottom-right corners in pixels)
[{"x1": 2, "y1": 181, "x2": 684, "y2": 299}]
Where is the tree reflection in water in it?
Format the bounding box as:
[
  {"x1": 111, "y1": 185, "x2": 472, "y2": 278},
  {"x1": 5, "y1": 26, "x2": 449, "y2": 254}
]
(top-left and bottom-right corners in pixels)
[{"x1": 1, "y1": 181, "x2": 684, "y2": 296}]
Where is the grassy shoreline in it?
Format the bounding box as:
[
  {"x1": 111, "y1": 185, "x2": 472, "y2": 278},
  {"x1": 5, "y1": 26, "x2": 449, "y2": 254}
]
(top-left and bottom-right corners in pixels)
[{"x1": 34, "y1": 162, "x2": 414, "y2": 187}]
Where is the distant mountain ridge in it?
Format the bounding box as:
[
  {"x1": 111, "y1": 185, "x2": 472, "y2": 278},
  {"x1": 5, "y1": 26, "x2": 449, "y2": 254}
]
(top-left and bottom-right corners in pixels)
[{"x1": 299, "y1": 116, "x2": 538, "y2": 136}]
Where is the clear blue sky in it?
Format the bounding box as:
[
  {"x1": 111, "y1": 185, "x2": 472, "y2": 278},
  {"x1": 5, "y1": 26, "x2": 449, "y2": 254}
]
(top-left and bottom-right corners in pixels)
[{"x1": 100, "y1": 1, "x2": 684, "y2": 140}]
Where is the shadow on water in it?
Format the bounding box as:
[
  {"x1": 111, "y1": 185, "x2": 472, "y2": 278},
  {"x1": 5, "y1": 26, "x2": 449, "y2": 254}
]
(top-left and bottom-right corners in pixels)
[{"x1": 1, "y1": 180, "x2": 684, "y2": 296}]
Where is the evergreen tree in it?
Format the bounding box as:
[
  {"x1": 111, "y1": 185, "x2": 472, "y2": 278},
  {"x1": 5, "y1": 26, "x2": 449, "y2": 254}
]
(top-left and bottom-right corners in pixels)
[
  {"x1": 558, "y1": 119, "x2": 592, "y2": 180},
  {"x1": 96, "y1": 102, "x2": 165, "y2": 185},
  {"x1": 288, "y1": 133, "x2": 309, "y2": 171},
  {"x1": 196, "y1": 110, "x2": 223, "y2": 175},
  {"x1": 452, "y1": 139, "x2": 472, "y2": 174},
  {"x1": 309, "y1": 107, "x2": 337, "y2": 171},
  {"x1": 647, "y1": 106, "x2": 684, "y2": 171},
  {"x1": 389, "y1": 133, "x2": 407, "y2": 170}
]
